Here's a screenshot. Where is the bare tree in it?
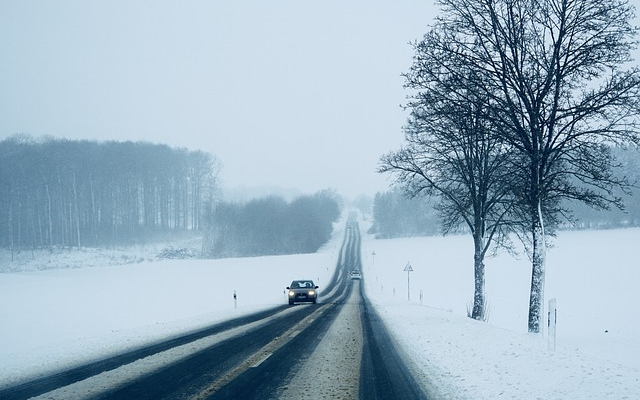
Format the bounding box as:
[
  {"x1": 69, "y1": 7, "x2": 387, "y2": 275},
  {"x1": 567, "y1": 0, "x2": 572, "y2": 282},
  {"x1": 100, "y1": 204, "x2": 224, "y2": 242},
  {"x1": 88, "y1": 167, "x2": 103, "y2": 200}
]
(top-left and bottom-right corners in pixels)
[
  {"x1": 410, "y1": 0, "x2": 640, "y2": 332},
  {"x1": 380, "y1": 69, "x2": 515, "y2": 321}
]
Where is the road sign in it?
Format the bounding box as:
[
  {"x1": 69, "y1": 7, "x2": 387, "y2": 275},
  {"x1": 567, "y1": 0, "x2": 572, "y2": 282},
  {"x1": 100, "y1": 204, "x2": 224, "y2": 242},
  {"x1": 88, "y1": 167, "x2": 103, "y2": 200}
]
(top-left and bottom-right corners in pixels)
[{"x1": 404, "y1": 262, "x2": 413, "y2": 300}]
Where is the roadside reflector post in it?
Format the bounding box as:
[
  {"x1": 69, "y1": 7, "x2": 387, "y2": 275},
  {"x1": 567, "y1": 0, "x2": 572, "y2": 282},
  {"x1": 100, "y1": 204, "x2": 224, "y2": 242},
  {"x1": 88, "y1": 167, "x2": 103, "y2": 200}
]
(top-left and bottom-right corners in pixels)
[
  {"x1": 548, "y1": 298, "x2": 557, "y2": 352},
  {"x1": 404, "y1": 262, "x2": 413, "y2": 301},
  {"x1": 233, "y1": 290, "x2": 237, "y2": 309}
]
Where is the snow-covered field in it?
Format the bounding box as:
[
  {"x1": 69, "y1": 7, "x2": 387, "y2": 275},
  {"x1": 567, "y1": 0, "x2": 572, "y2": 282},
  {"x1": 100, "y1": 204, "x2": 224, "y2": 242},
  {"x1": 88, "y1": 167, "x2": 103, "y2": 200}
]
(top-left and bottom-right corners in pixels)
[
  {"x1": 1, "y1": 219, "x2": 639, "y2": 399},
  {"x1": 361, "y1": 227, "x2": 640, "y2": 399}
]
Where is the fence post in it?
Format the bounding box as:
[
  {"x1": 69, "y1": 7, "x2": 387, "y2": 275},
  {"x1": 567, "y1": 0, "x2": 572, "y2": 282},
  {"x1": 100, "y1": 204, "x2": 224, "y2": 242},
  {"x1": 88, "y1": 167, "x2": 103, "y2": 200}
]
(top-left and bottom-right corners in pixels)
[{"x1": 548, "y1": 298, "x2": 557, "y2": 351}]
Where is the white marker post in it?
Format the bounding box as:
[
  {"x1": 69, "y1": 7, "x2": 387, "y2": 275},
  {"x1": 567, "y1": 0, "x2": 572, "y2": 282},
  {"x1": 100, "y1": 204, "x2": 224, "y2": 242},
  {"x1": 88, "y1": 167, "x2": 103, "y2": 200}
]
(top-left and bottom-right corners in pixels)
[
  {"x1": 371, "y1": 251, "x2": 376, "y2": 272},
  {"x1": 404, "y1": 262, "x2": 413, "y2": 301},
  {"x1": 548, "y1": 298, "x2": 557, "y2": 352}
]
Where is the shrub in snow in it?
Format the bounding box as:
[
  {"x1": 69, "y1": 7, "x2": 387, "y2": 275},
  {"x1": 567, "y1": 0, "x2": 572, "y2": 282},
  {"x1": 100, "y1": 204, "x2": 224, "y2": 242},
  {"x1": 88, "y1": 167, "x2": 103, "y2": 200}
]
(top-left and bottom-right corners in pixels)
[{"x1": 158, "y1": 246, "x2": 195, "y2": 260}]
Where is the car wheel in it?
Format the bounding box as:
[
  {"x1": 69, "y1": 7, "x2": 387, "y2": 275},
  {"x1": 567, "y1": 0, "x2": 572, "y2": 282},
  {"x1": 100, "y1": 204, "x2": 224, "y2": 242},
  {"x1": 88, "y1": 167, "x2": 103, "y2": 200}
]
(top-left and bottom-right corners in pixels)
[
  {"x1": 288, "y1": 299, "x2": 294, "y2": 305},
  {"x1": 312, "y1": 299, "x2": 317, "y2": 304}
]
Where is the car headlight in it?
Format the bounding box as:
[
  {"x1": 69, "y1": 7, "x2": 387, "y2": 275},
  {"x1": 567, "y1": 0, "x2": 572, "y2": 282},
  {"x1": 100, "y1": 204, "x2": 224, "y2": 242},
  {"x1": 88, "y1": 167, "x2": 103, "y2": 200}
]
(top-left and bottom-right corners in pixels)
[
  {"x1": 308, "y1": 290, "x2": 315, "y2": 296},
  {"x1": 288, "y1": 291, "x2": 295, "y2": 297}
]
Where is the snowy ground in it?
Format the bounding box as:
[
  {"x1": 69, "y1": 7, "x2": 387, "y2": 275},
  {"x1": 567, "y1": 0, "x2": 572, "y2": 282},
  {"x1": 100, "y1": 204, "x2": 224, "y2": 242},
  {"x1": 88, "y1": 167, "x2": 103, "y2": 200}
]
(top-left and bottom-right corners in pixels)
[
  {"x1": 361, "y1": 228, "x2": 640, "y2": 399},
  {"x1": 1, "y1": 220, "x2": 639, "y2": 399}
]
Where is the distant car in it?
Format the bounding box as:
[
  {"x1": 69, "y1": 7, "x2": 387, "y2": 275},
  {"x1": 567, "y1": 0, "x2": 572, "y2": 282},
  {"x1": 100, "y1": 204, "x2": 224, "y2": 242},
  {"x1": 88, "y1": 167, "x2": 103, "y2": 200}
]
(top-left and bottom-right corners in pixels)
[
  {"x1": 286, "y1": 280, "x2": 319, "y2": 305},
  {"x1": 350, "y1": 270, "x2": 362, "y2": 280}
]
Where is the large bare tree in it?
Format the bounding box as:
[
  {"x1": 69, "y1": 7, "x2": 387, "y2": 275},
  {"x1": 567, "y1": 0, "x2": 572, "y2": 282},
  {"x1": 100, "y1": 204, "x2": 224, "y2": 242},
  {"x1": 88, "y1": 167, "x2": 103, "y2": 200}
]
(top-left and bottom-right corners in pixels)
[
  {"x1": 408, "y1": 0, "x2": 640, "y2": 332},
  {"x1": 380, "y1": 68, "x2": 516, "y2": 320}
]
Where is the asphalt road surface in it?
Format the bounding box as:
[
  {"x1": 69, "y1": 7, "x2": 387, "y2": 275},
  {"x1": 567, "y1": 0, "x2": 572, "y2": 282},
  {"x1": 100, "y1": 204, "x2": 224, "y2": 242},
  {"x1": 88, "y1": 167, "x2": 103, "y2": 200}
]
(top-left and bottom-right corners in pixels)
[{"x1": 1, "y1": 217, "x2": 429, "y2": 400}]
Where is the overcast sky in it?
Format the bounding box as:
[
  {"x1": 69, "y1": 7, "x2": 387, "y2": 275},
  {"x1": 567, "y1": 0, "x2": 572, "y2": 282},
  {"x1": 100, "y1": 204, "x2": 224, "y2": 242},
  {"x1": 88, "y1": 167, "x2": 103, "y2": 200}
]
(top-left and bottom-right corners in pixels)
[
  {"x1": 0, "y1": 1, "x2": 441, "y2": 199},
  {"x1": 4, "y1": 1, "x2": 639, "y2": 200}
]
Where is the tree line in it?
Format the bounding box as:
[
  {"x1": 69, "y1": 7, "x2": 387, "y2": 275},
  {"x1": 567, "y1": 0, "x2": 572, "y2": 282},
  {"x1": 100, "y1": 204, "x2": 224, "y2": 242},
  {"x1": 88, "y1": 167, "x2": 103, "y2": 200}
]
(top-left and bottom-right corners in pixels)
[
  {"x1": 368, "y1": 189, "x2": 439, "y2": 238},
  {"x1": 202, "y1": 190, "x2": 342, "y2": 258},
  {"x1": 0, "y1": 135, "x2": 219, "y2": 254},
  {"x1": 373, "y1": 146, "x2": 640, "y2": 238},
  {"x1": 379, "y1": 0, "x2": 640, "y2": 332}
]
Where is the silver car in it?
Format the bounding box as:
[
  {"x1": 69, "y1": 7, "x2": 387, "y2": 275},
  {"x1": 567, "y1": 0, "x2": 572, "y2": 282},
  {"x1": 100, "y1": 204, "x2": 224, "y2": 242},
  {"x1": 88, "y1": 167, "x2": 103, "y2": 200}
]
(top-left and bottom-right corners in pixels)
[{"x1": 286, "y1": 280, "x2": 319, "y2": 305}]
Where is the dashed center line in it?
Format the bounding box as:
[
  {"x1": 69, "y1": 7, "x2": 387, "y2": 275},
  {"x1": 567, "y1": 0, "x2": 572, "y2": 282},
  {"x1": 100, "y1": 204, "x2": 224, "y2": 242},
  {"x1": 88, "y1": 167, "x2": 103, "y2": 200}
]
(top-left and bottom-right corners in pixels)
[
  {"x1": 251, "y1": 353, "x2": 273, "y2": 368},
  {"x1": 192, "y1": 303, "x2": 332, "y2": 400},
  {"x1": 289, "y1": 330, "x2": 301, "y2": 338}
]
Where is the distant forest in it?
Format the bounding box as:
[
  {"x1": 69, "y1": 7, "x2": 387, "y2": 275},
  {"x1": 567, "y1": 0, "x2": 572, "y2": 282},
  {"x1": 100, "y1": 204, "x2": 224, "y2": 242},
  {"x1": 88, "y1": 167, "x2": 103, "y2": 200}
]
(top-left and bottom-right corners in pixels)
[
  {"x1": 203, "y1": 191, "x2": 342, "y2": 258},
  {"x1": 0, "y1": 136, "x2": 219, "y2": 251},
  {"x1": 368, "y1": 189, "x2": 439, "y2": 238},
  {"x1": 370, "y1": 146, "x2": 640, "y2": 239}
]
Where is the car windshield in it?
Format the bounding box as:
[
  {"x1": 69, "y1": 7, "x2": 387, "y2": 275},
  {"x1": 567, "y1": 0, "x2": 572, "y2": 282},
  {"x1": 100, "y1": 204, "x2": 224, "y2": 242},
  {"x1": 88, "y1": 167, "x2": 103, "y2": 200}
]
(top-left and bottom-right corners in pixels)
[{"x1": 291, "y1": 281, "x2": 314, "y2": 289}]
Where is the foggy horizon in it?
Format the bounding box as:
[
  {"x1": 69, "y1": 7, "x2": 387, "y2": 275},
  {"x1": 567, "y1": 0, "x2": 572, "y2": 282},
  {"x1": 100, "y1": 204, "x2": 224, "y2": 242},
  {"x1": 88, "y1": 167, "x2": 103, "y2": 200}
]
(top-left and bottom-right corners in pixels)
[{"x1": 0, "y1": 1, "x2": 443, "y2": 199}]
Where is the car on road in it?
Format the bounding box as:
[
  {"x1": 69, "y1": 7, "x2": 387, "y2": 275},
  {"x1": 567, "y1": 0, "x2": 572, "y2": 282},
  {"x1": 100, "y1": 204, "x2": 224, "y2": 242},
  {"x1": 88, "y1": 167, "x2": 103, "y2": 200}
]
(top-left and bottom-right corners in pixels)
[
  {"x1": 350, "y1": 270, "x2": 362, "y2": 280},
  {"x1": 286, "y1": 280, "x2": 319, "y2": 305}
]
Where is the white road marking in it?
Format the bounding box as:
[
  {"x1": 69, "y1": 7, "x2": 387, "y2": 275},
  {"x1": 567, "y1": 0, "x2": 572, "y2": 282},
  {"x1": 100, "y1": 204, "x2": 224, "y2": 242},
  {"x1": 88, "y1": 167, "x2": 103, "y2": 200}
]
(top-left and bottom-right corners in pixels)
[{"x1": 251, "y1": 352, "x2": 273, "y2": 368}]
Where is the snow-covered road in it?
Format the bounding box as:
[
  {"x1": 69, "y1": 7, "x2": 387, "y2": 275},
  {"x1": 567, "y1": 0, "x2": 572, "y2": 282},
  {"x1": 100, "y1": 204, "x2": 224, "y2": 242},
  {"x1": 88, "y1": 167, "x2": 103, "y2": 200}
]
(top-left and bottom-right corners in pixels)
[{"x1": 278, "y1": 282, "x2": 363, "y2": 399}]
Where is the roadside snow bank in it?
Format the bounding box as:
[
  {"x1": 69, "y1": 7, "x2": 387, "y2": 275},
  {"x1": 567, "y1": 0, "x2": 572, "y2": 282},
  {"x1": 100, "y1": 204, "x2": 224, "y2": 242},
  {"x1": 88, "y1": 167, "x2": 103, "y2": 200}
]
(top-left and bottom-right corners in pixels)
[
  {"x1": 367, "y1": 296, "x2": 639, "y2": 399},
  {"x1": 361, "y1": 228, "x2": 640, "y2": 399}
]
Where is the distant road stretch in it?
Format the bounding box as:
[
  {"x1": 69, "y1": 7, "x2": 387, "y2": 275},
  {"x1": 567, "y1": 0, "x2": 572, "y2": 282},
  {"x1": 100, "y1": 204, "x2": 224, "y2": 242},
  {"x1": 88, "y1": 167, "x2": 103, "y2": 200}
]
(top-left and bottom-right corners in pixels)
[{"x1": 1, "y1": 215, "x2": 429, "y2": 400}]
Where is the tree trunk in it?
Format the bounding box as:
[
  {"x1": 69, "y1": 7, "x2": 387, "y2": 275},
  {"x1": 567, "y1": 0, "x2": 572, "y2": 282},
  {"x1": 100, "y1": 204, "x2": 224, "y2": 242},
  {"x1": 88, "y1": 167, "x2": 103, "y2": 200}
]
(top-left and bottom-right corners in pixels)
[
  {"x1": 72, "y1": 171, "x2": 81, "y2": 248},
  {"x1": 89, "y1": 177, "x2": 99, "y2": 246},
  {"x1": 527, "y1": 201, "x2": 546, "y2": 333},
  {"x1": 472, "y1": 235, "x2": 486, "y2": 320},
  {"x1": 9, "y1": 186, "x2": 14, "y2": 262},
  {"x1": 44, "y1": 180, "x2": 52, "y2": 247}
]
